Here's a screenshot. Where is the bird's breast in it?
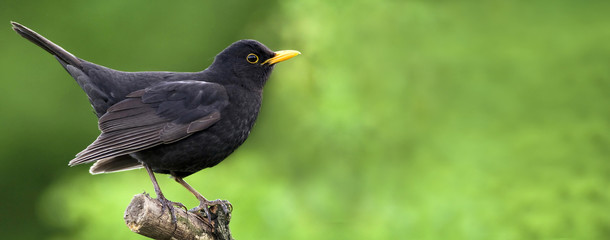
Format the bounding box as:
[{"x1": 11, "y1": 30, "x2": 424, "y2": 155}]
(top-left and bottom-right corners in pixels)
[{"x1": 136, "y1": 86, "x2": 263, "y2": 176}]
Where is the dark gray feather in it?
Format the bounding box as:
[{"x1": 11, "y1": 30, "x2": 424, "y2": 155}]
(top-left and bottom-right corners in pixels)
[{"x1": 69, "y1": 80, "x2": 229, "y2": 166}]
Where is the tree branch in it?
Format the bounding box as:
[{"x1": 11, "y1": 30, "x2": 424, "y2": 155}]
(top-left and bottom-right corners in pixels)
[{"x1": 124, "y1": 193, "x2": 233, "y2": 240}]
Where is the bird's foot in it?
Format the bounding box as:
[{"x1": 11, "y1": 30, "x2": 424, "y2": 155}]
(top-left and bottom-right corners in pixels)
[
  {"x1": 156, "y1": 193, "x2": 187, "y2": 223},
  {"x1": 189, "y1": 199, "x2": 232, "y2": 222}
]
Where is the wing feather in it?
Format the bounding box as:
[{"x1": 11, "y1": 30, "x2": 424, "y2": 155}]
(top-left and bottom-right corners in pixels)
[
  {"x1": 69, "y1": 81, "x2": 229, "y2": 168},
  {"x1": 89, "y1": 156, "x2": 144, "y2": 174}
]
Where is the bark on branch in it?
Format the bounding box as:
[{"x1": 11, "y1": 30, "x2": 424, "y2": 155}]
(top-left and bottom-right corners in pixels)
[{"x1": 124, "y1": 193, "x2": 233, "y2": 240}]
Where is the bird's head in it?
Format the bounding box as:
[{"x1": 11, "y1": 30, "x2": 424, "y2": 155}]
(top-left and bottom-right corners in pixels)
[{"x1": 210, "y1": 39, "x2": 300, "y2": 89}]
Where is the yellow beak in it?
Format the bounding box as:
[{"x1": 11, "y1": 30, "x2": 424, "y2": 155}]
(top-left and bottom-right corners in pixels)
[{"x1": 262, "y1": 50, "x2": 301, "y2": 65}]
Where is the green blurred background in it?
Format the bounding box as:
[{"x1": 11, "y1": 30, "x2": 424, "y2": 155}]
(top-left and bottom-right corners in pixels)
[{"x1": 1, "y1": 0, "x2": 609, "y2": 239}]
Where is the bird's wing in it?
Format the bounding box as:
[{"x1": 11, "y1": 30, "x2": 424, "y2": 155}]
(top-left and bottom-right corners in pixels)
[{"x1": 69, "y1": 80, "x2": 229, "y2": 166}]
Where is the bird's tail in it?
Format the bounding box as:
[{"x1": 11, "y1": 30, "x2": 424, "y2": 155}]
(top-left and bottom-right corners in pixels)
[{"x1": 11, "y1": 21, "x2": 82, "y2": 68}]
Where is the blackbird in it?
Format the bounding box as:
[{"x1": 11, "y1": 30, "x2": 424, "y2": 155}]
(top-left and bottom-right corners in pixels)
[{"x1": 11, "y1": 21, "x2": 299, "y2": 221}]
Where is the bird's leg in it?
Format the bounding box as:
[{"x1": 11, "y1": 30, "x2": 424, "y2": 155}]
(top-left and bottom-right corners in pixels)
[
  {"x1": 174, "y1": 177, "x2": 232, "y2": 222},
  {"x1": 144, "y1": 164, "x2": 186, "y2": 223}
]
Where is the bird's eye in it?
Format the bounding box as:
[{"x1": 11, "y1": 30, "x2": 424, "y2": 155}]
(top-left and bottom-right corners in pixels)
[{"x1": 246, "y1": 53, "x2": 259, "y2": 64}]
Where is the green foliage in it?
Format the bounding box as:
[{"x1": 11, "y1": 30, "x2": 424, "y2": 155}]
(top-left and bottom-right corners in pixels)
[{"x1": 1, "y1": 0, "x2": 608, "y2": 239}]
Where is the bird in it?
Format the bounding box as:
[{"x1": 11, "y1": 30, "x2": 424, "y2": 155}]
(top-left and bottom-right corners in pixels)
[{"x1": 11, "y1": 21, "x2": 300, "y2": 222}]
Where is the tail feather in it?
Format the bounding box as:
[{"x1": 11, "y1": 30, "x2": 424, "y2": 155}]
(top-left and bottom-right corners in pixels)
[{"x1": 11, "y1": 21, "x2": 82, "y2": 68}]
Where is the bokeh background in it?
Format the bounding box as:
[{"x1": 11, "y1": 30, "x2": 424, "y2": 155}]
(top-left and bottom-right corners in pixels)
[{"x1": 1, "y1": 0, "x2": 609, "y2": 239}]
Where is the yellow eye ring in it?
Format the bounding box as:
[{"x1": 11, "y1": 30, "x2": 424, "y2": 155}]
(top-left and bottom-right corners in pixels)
[{"x1": 246, "y1": 53, "x2": 259, "y2": 64}]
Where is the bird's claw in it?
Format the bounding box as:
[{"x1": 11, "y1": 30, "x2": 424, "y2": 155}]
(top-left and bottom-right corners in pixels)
[
  {"x1": 211, "y1": 199, "x2": 232, "y2": 214},
  {"x1": 156, "y1": 194, "x2": 187, "y2": 223},
  {"x1": 189, "y1": 199, "x2": 232, "y2": 222}
]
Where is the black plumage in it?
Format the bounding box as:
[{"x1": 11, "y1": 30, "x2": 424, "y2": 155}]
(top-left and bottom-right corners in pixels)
[{"x1": 11, "y1": 21, "x2": 300, "y2": 221}]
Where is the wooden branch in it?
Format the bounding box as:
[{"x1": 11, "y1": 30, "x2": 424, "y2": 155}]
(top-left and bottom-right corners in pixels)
[{"x1": 124, "y1": 193, "x2": 233, "y2": 240}]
